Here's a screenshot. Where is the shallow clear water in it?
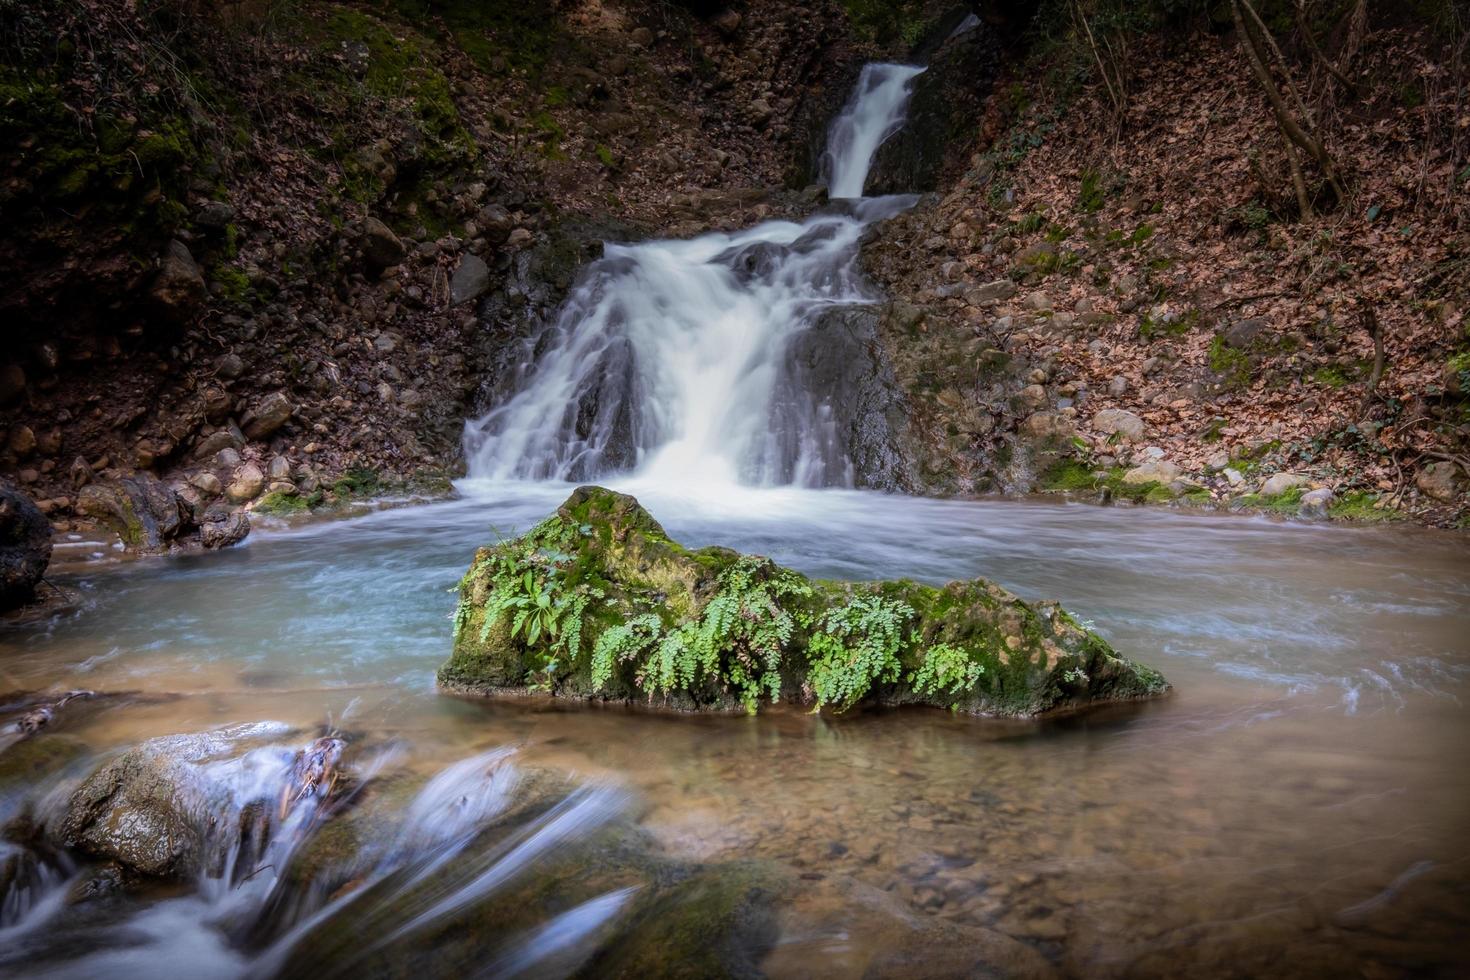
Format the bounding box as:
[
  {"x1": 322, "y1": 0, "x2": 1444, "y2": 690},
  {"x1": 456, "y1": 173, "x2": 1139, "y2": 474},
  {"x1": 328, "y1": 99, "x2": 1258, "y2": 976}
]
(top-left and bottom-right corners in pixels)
[{"x1": 3, "y1": 482, "x2": 1468, "y2": 976}]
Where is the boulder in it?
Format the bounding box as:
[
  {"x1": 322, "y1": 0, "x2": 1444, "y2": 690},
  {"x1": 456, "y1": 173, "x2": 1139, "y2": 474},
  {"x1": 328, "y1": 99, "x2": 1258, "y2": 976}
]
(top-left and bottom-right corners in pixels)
[
  {"x1": 1416, "y1": 461, "x2": 1461, "y2": 502},
  {"x1": 1019, "y1": 411, "x2": 1074, "y2": 442},
  {"x1": 1092, "y1": 408, "x2": 1146, "y2": 442},
  {"x1": 1122, "y1": 459, "x2": 1181, "y2": 485},
  {"x1": 439, "y1": 487, "x2": 1167, "y2": 717},
  {"x1": 1223, "y1": 318, "x2": 1266, "y2": 349},
  {"x1": 965, "y1": 279, "x2": 1017, "y2": 306},
  {"x1": 361, "y1": 217, "x2": 405, "y2": 271},
  {"x1": 450, "y1": 253, "x2": 491, "y2": 305},
  {"x1": 1259, "y1": 472, "x2": 1307, "y2": 497},
  {"x1": 226, "y1": 462, "x2": 266, "y2": 503},
  {"x1": 76, "y1": 476, "x2": 187, "y2": 552},
  {"x1": 200, "y1": 508, "x2": 250, "y2": 549},
  {"x1": 0, "y1": 482, "x2": 52, "y2": 611},
  {"x1": 194, "y1": 428, "x2": 244, "y2": 460},
  {"x1": 149, "y1": 240, "x2": 207, "y2": 324},
  {"x1": 241, "y1": 392, "x2": 292, "y2": 441},
  {"x1": 61, "y1": 723, "x2": 289, "y2": 877}
]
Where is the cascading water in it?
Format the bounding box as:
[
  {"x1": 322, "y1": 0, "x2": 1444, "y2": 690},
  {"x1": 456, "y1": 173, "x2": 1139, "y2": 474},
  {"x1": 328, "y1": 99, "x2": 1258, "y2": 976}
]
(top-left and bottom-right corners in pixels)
[{"x1": 462, "y1": 63, "x2": 924, "y2": 492}]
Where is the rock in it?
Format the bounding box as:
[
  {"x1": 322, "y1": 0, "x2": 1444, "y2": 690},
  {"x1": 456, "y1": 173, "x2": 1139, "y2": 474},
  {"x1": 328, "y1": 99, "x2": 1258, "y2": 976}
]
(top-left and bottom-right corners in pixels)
[
  {"x1": 1019, "y1": 411, "x2": 1074, "y2": 442},
  {"x1": 439, "y1": 487, "x2": 1167, "y2": 716},
  {"x1": 200, "y1": 508, "x2": 250, "y2": 549},
  {"x1": 630, "y1": 26, "x2": 654, "y2": 47},
  {"x1": 226, "y1": 463, "x2": 266, "y2": 503},
  {"x1": 1223, "y1": 467, "x2": 1244, "y2": 487},
  {"x1": 193, "y1": 201, "x2": 235, "y2": 230},
  {"x1": 713, "y1": 9, "x2": 741, "y2": 35},
  {"x1": 1023, "y1": 291, "x2": 1052, "y2": 312},
  {"x1": 0, "y1": 482, "x2": 52, "y2": 611},
  {"x1": 361, "y1": 217, "x2": 405, "y2": 271},
  {"x1": 965, "y1": 279, "x2": 1017, "y2": 305},
  {"x1": 193, "y1": 428, "x2": 243, "y2": 460},
  {"x1": 201, "y1": 387, "x2": 233, "y2": 422},
  {"x1": 7, "y1": 424, "x2": 36, "y2": 457},
  {"x1": 1107, "y1": 375, "x2": 1127, "y2": 397},
  {"x1": 1223, "y1": 318, "x2": 1266, "y2": 349},
  {"x1": 1017, "y1": 384, "x2": 1048, "y2": 411},
  {"x1": 188, "y1": 472, "x2": 222, "y2": 496},
  {"x1": 149, "y1": 240, "x2": 206, "y2": 324},
  {"x1": 241, "y1": 392, "x2": 292, "y2": 441},
  {"x1": 1206, "y1": 452, "x2": 1230, "y2": 472},
  {"x1": 267, "y1": 456, "x2": 292, "y2": 481},
  {"x1": 1259, "y1": 472, "x2": 1307, "y2": 497},
  {"x1": 68, "y1": 456, "x2": 92, "y2": 487},
  {"x1": 216, "y1": 353, "x2": 245, "y2": 379},
  {"x1": 1416, "y1": 461, "x2": 1461, "y2": 502},
  {"x1": 450, "y1": 254, "x2": 491, "y2": 305},
  {"x1": 217, "y1": 448, "x2": 242, "y2": 468},
  {"x1": 1299, "y1": 488, "x2": 1334, "y2": 518},
  {"x1": 1092, "y1": 408, "x2": 1146, "y2": 442},
  {"x1": 506, "y1": 227, "x2": 533, "y2": 247},
  {"x1": 62, "y1": 724, "x2": 289, "y2": 877},
  {"x1": 77, "y1": 476, "x2": 187, "y2": 552},
  {"x1": 1122, "y1": 459, "x2": 1181, "y2": 485},
  {"x1": 0, "y1": 364, "x2": 25, "y2": 405}
]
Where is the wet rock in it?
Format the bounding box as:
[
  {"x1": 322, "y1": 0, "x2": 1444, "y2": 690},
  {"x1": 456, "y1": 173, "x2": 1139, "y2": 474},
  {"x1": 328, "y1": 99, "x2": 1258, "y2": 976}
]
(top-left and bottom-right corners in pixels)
[
  {"x1": 76, "y1": 476, "x2": 187, "y2": 552},
  {"x1": 199, "y1": 508, "x2": 250, "y2": 550},
  {"x1": 440, "y1": 487, "x2": 1167, "y2": 717},
  {"x1": 1259, "y1": 472, "x2": 1306, "y2": 497},
  {"x1": 226, "y1": 462, "x2": 266, "y2": 503},
  {"x1": 149, "y1": 240, "x2": 207, "y2": 324},
  {"x1": 1416, "y1": 461, "x2": 1461, "y2": 501},
  {"x1": 1092, "y1": 408, "x2": 1145, "y2": 442},
  {"x1": 267, "y1": 456, "x2": 293, "y2": 481},
  {"x1": 241, "y1": 391, "x2": 293, "y2": 441},
  {"x1": 362, "y1": 217, "x2": 405, "y2": 271},
  {"x1": 61, "y1": 724, "x2": 288, "y2": 878},
  {"x1": 0, "y1": 482, "x2": 52, "y2": 611},
  {"x1": 1122, "y1": 459, "x2": 1180, "y2": 485},
  {"x1": 450, "y1": 254, "x2": 491, "y2": 305},
  {"x1": 1017, "y1": 384, "x2": 1048, "y2": 411}
]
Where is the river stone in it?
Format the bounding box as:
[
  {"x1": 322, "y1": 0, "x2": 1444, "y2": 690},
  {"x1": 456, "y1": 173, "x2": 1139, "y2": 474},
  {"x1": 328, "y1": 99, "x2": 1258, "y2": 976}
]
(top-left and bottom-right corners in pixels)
[
  {"x1": 450, "y1": 254, "x2": 491, "y2": 305},
  {"x1": 1299, "y1": 487, "x2": 1334, "y2": 518},
  {"x1": 200, "y1": 508, "x2": 250, "y2": 549},
  {"x1": 61, "y1": 723, "x2": 290, "y2": 877},
  {"x1": 440, "y1": 487, "x2": 1167, "y2": 717},
  {"x1": 194, "y1": 428, "x2": 244, "y2": 460},
  {"x1": 1122, "y1": 459, "x2": 1181, "y2": 485},
  {"x1": 1259, "y1": 472, "x2": 1307, "y2": 497},
  {"x1": 77, "y1": 476, "x2": 187, "y2": 552},
  {"x1": 1092, "y1": 408, "x2": 1146, "y2": 442},
  {"x1": 241, "y1": 392, "x2": 293, "y2": 441},
  {"x1": 226, "y1": 463, "x2": 266, "y2": 503},
  {"x1": 0, "y1": 481, "x2": 52, "y2": 611},
  {"x1": 1019, "y1": 411, "x2": 1074, "y2": 442}
]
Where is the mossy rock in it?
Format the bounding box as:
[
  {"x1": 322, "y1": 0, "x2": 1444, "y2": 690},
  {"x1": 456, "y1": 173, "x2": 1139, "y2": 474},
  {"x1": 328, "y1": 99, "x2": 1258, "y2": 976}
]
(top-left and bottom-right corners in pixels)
[{"x1": 439, "y1": 487, "x2": 1167, "y2": 717}]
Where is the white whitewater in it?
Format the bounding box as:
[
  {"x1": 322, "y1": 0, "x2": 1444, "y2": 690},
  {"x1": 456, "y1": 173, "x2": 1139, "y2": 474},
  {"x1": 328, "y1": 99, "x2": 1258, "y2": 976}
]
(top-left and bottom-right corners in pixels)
[{"x1": 462, "y1": 63, "x2": 923, "y2": 492}]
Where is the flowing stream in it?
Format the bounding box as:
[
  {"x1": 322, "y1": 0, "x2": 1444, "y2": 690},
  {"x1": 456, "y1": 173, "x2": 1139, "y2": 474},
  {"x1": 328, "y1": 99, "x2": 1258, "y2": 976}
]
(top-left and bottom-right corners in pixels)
[{"x1": 2, "y1": 56, "x2": 1469, "y2": 979}]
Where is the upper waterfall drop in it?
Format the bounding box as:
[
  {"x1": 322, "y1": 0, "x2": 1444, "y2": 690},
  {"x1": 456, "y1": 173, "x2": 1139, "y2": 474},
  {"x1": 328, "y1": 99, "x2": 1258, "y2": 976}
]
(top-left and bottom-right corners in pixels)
[
  {"x1": 823, "y1": 63, "x2": 926, "y2": 198},
  {"x1": 462, "y1": 62, "x2": 924, "y2": 490}
]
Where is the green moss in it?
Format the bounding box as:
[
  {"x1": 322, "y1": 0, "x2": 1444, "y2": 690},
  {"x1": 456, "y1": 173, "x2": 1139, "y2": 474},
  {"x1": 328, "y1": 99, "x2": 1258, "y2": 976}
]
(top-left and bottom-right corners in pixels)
[
  {"x1": 255, "y1": 491, "x2": 311, "y2": 516},
  {"x1": 332, "y1": 467, "x2": 382, "y2": 498},
  {"x1": 1209, "y1": 336, "x2": 1252, "y2": 388},
  {"x1": 211, "y1": 265, "x2": 252, "y2": 304},
  {"x1": 1328, "y1": 490, "x2": 1404, "y2": 523},
  {"x1": 1077, "y1": 168, "x2": 1105, "y2": 212}
]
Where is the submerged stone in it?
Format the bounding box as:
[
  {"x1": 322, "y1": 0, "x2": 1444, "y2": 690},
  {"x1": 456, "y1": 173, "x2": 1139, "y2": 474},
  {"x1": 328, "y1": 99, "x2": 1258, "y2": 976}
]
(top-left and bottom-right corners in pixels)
[{"x1": 439, "y1": 487, "x2": 1167, "y2": 717}]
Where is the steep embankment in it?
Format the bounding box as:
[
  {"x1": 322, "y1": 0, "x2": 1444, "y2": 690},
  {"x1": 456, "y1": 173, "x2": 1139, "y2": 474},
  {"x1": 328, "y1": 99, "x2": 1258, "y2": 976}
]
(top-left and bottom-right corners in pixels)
[
  {"x1": 863, "y1": 11, "x2": 1468, "y2": 525},
  {"x1": 0, "y1": 0, "x2": 865, "y2": 539}
]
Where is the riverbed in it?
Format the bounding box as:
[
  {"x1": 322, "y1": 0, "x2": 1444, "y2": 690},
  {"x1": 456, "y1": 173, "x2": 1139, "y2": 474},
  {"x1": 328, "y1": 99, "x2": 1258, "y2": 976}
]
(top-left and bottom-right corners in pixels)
[{"x1": 2, "y1": 482, "x2": 1467, "y2": 977}]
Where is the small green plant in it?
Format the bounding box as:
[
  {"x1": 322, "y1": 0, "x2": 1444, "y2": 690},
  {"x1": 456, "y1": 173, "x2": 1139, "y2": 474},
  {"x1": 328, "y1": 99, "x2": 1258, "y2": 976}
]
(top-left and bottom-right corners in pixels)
[
  {"x1": 910, "y1": 643, "x2": 985, "y2": 700},
  {"x1": 806, "y1": 595, "x2": 915, "y2": 711},
  {"x1": 1077, "y1": 168, "x2": 1105, "y2": 212},
  {"x1": 1208, "y1": 336, "x2": 1252, "y2": 388}
]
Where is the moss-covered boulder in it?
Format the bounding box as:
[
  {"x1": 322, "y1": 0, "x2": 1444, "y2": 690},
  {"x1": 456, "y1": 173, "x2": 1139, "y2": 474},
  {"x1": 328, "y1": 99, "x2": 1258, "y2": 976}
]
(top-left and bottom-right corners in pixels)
[{"x1": 439, "y1": 487, "x2": 1167, "y2": 717}]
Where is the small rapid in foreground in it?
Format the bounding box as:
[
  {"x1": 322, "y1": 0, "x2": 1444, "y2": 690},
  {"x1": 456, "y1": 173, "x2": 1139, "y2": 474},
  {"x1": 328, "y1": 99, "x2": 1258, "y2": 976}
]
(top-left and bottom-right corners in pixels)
[{"x1": 462, "y1": 63, "x2": 923, "y2": 489}]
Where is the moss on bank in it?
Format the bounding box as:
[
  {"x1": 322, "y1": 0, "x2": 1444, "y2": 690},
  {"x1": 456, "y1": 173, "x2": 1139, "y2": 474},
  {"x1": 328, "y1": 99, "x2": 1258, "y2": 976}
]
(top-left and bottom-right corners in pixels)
[{"x1": 439, "y1": 487, "x2": 1167, "y2": 717}]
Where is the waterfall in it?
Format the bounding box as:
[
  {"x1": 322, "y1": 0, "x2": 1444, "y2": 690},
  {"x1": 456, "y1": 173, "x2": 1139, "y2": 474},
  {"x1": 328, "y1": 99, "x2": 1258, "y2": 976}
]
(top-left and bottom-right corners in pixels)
[{"x1": 462, "y1": 63, "x2": 923, "y2": 491}]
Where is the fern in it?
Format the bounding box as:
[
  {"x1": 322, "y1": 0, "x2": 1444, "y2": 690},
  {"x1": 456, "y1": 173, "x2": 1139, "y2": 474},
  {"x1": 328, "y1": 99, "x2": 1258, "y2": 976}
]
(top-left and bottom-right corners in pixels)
[
  {"x1": 910, "y1": 642, "x2": 985, "y2": 699},
  {"x1": 591, "y1": 613, "x2": 664, "y2": 690},
  {"x1": 807, "y1": 595, "x2": 915, "y2": 711}
]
